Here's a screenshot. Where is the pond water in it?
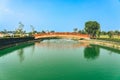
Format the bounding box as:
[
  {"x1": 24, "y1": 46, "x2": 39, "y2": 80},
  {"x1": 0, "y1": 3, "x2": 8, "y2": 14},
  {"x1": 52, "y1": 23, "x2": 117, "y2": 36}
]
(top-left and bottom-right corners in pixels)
[{"x1": 0, "y1": 39, "x2": 120, "y2": 80}]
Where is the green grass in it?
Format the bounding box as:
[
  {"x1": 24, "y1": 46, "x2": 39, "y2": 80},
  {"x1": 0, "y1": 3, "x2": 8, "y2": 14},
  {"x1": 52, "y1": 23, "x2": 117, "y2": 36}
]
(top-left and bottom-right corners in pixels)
[
  {"x1": 100, "y1": 35, "x2": 120, "y2": 39},
  {"x1": 97, "y1": 35, "x2": 120, "y2": 43}
]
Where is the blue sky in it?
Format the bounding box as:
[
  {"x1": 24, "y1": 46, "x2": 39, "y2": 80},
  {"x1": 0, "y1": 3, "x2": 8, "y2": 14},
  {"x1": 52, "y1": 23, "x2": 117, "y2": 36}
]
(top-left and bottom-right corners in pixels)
[{"x1": 0, "y1": 0, "x2": 120, "y2": 32}]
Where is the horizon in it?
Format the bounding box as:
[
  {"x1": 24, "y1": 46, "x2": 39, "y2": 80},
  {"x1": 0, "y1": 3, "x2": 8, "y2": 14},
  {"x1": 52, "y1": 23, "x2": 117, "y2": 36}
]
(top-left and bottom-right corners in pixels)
[{"x1": 0, "y1": 0, "x2": 120, "y2": 32}]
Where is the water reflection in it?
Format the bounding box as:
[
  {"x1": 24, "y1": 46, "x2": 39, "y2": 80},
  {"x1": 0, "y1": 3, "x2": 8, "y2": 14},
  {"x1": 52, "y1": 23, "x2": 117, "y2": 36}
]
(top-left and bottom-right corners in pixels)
[
  {"x1": 35, "y1": 39, "x2": 89, "y2": 49},
  {"x1": 31, "y1": 45, "x2": 35, "y2": 55},
  {"x1": 18, "y1": 49, "x2": 24, "y2": 63},
  {"x1": 84, "y1": 45, "x2": 100, "y2": 60},
  {"x1": 1, "y1": 39, "x2": 120, "y2": 63},
  {"x1": 98, "y1": 45, "x2": 120, "y2": 54},
  {"x1": 0, "y1": 43, "x2": 34, "y2": 58}
]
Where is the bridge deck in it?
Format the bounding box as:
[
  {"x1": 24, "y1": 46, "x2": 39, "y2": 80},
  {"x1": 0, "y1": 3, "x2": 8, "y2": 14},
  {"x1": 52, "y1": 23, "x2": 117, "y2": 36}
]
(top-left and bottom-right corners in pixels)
[{"x1": 34, "y1": 32, "x2": 90, "y2": 39}]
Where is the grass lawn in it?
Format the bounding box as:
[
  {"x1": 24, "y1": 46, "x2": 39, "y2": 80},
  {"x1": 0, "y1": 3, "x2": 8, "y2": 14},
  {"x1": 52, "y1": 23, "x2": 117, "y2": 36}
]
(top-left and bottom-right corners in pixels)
[{"x1": 96, "y1": 35, "x2": 120, "y2": 43}]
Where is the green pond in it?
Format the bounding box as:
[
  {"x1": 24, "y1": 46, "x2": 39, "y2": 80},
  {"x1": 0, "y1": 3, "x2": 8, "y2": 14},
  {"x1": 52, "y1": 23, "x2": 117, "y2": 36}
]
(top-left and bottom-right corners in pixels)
[{"x1": 0, "y1": 39, "x2": 120, "y2": 80}]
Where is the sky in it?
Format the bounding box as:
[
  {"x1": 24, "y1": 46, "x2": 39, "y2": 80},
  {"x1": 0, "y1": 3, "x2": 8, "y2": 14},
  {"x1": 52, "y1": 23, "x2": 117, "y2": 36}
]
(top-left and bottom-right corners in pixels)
[{"x1": 0, "y1": 0, "x2": 120, "y2": 32}]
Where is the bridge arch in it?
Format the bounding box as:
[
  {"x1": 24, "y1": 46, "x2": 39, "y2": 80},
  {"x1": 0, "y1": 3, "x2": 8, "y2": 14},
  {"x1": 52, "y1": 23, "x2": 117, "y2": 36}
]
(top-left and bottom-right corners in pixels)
[{"x1": 34, "y1": 32, "x2": 90, "y2": 40}]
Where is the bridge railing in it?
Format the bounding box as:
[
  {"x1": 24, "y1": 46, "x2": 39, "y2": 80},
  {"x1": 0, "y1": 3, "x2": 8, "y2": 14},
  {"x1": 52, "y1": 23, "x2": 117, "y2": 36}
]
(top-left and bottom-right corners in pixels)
[{"x1": 34, "y1": 32, "x2": 90, "y2": 38}]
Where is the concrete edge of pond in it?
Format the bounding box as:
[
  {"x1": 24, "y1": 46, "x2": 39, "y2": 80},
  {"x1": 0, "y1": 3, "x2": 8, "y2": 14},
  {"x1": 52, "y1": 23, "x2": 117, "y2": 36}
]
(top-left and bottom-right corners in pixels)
[
  {"x1": 0, "y1": 40, "x2": 35, "y2": 50},
  {"x1": 80, "y1": 39, "x2": 120, "y2": 50},
  {"x1": 0, "y1": 38, "x2": 44, "y2": 50}
]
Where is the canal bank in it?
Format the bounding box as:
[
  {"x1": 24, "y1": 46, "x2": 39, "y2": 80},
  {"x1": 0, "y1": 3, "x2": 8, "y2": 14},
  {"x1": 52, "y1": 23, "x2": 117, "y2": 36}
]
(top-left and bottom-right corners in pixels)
[
  {"x1": 1, "y1": 37, "x2": 120, "y2": 51},
  {"x1": 80, "y1": 39, "x2": 120, "y2": 50},
  {"x1": 0, "y1": 37, "x2": 34, "y2": 50},
  {"x1": 0, "y1": 37, "x2": 59, "y2": 50}
]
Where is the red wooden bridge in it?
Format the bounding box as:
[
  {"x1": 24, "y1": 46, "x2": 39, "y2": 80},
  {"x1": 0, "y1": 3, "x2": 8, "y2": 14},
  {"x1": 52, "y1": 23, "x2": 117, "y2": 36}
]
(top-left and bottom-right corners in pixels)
[{"x1": 34, "y1": 32, "x2": 90, "y2": 39}]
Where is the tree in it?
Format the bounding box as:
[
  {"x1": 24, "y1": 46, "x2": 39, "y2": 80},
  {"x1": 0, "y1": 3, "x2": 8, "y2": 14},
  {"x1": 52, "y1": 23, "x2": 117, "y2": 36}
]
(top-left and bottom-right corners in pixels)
[
  {"x1": 18, "y1": 22, "x2": 24, "y2": 34},
  {"x1": 30, "y1": 25, "x2": 35, "y2": 34},
  {"x1": 85, "y1": 21, "x2": 100, "y2": 38},
  {"x1": 78, "y1": 29, "x2": 86, "y2": 34},
  {"x1": 41, "y1": 30, "x2": 46, "y2": 33},
  {"x1": 50, "y1": 30, "x2": 55, "y2": 33},
  {"x1": 114, "y1": 30, "x2": 120, "y2": 38},
  {"x1": 101, "y1": 31, "x2": 107, "y2": 35},
  {"x1": 97, "y1": 30, "x2": 101, "y2": 38},
  {"x1": 73, "y1": 28, "x2": 78, "y2": 33},
  {"x1": 84, "y1": 45, "x2": 100, "y2": 60},
  {"x1": 15, "y1": 22, "x2": 24, "y2": 37},
  {"x1": 78, "y1": 30, "x2": 82, "y2": 33},
  {"x1": 3, "y1": 29, "x2": 7, "y2": 34},
  {"x1": 108, "y1": 31, "x2": 114, "y2": 38}
]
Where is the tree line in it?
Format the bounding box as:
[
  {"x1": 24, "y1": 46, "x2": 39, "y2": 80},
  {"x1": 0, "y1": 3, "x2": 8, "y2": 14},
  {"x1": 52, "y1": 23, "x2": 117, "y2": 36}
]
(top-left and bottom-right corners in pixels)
[
  {"x1": 1, "y1": 21, "x2": 120, "y2": 39},
  {"x1": 74, "y1": 21, "x2": 120, "y2": 39}
]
